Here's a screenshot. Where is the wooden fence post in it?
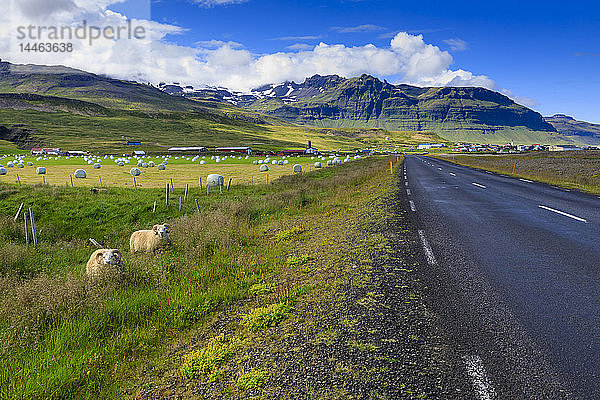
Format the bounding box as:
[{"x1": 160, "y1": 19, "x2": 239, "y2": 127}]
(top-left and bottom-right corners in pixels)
[
  {"x1": 179, "y1": 196, "x2": 182, "y2": 212},
  {"x1": 29, "y1": 207, "x2": 38, "y2": 247},
  {"x1": 199, "y1": 177, "x2": 203, "y2": 193},
  {"x1": 184, "y1": 184, "x2": 189, "y2": 202},
  {"x1": 70, "y1": 175, "x2": 74, "y2": 187},
  {"x1": 14, "y1": 203, "x2": 24, "y2": 222},
  {"x1": 227, "y1": 178, "x2": 232, "y2": 191},
  {"x1": 133, "y1": 176, "x2": 137, "y2": 190},
  {"x1": 16, "y1": 174, "x2": 21, "y2": 186},
  {"x1": 152, "y1": 201, "x2": 157, "y2": 213},
  {"x1": 24, "y1": 212, "x2": 29, "y2": 245},
  {"x1": 99, "y1": 175, "x2": 103, "y2": 188},
  {"x1": 195, "y1": 199, "x2": 200, "y2": 213},
  {"x1": 165, "y1": 182, "x2": 169, "y2": 205},
  {"x1": 170, "y1": 178, "x2": 174, "y2": 193}
]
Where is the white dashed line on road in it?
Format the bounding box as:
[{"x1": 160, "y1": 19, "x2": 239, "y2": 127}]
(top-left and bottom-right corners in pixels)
[
  {"x1": 463, "y1": 355, "x2": 497, "y2": 400},
  {"x1": 405, "y1": 182, "x2": 409, "y2": 187},
  {"x1": 472, "y1": 182, "x2": 487, "y2": 189},
  {"x1": 519, "y1": 178, "x2": 533, "y2": 183},
  {"x1": 450, "y1": 173, "x2": 456, "y2": 177},
  {"x1": 409, "y1": 200, "x2": 416, "y2": 212},
  {"x1": 538, "y1": 205, "x2": 587, "y2": 223},
  {"x1": 406, "y1": 189, "x2": 411, "y2": 195},
  {"x1": 418, "y1": 230, "x2": 436, "y2": 266}
]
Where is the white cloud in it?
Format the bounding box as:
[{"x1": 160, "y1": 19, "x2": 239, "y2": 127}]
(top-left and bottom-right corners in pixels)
[
  {"x1": 332, "y1": 24, "x2": 385, "y2": 33},
  {"x1": 286, "y1": 43, "x2": 314, "y2": 51},
  {"x1": 501, "y1": 89, "x2": 538, "y2": 108},
  {"x1": 443, "y1": 38, "x2": 468, "y2": 51},
  {"x1": 2, "y1": 0, "x2": 497, "y2": 93},
  {"x1": 192, "y1": 0, "x2": 249, "y2": 7}
]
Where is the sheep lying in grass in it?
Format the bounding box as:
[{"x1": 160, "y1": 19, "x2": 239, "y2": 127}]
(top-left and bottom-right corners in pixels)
[
  {"x1": 86, "y1": 249, "x2": 123, "y2": 279},
  {"x1": 130, "y1": 224, "x2": 171, "y2": 253}
]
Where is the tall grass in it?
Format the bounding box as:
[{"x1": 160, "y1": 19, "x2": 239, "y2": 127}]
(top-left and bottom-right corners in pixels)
[{"x1": 0, "y1": 157, "x2": 386, "y2": 399}]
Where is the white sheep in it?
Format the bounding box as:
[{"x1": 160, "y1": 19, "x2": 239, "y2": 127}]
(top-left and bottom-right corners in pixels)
[
  {"x1": 130, "y1": 224, "x2": 171, "y2": 253},
  {"x1": 86, "y1": 249, "x2": 123, "y2": 279}
]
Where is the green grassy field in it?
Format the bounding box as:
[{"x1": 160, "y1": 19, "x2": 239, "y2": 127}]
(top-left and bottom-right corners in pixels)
[
  {"x1": 435, "y1": 150, "x2": 600, "y2": 194},
  {"x1": 0, "y1": 154, "x2": 330, "y2": 188},
  {"x1": 0, "y1": 156, "x2": 387, "y2": 399}
]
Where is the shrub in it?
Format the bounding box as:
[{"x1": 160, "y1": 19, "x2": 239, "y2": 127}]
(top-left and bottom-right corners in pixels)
[
  {"x1": 248, "y1": 283, "x2": 274, "y2": 296},
  {"x1": 240, "y1": 302, "x2": 293, "y2": 332},
  {"x1": 180, "y1": 334, "x2": 243, "y2": 381},
  {"x1": 286, "y1": 254, "x2": 313, "y2": 266},
  {"x1": 236, "y1": 369, "x2": 271, "y2": 390},
  {"x1": 273, "y1": 226, "x2": 304, "y2": 241}
]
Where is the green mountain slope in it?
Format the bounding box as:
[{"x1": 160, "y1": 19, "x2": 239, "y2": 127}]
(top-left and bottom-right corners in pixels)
[
  {"x1": 544, "y1": 114, "x2": 600, "y2": 146},
  {"x1": 240, "y1": 74, "x2": 590, "y2": 145}
]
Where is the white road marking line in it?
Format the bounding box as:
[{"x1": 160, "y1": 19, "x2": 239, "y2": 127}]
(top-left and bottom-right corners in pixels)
[
  {"x1": 409, "y1": 200, "x2": 416, "y2": 211},
  {"x1": 438, "y1": 167, "x2": 442, "y2": 170},
  {"x1": 463, "y1": 355, "x2": 497, "y2": 400},
  {"x1": 450, "y1": 173, "x2": 456, "y2": 176},
  {"x1": 486, "y1": 171, "x2": 493, "y2": 174},
  {"x1": 405, "y1": 182, "x2": 409, "y2": 187},
  {"x1": 538, "y1": 205, "x2": 587, "y2": 223},
  {"x1": 472, "y1": 182, "x2": 487, "y2": 189},
  {"x1": 519, "y1": 178, "x2": 533, "y2": 183},
  {"x1": 406, "y1": 189, "x2": 411, "y2": 195},
  {"x1": 418, "y1": 230, "x2": 436, "y2": 266}
]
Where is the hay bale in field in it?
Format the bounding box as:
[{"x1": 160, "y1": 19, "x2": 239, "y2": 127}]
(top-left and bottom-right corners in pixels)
[
  {"x1": 148, "y1": 161, "x2": 155, "y2": 167},
  {"x1": 17, "y1": 163, "x2": 24, "y2": 168},
  {"x1": 142, "y1": 162, "x2": 149, "y2": 168},
  {"x1": 36, "y1": 167, "x2": 46, "y2": 174},
  {"x1": 0, "y1": 167, "x2": 6, "y2": 175},
  {"x1": 327, "y1": 160, "x2": 333, "y2": 166},
  {"x1": 200, "y1": 160, "x2": 206, "y2": 165},
  {"x1": 158, "y1": 164, "x2": 166, "y2": 170},
  {"x1": 118, "y1": 162, "x2": 125, "y2": 167},
  {"x1": 130, "y1": 168, "x2": 141, "y2": 176},
  {"x1": 207, "y1": 174, "x2": 224, "y2": 187},
  {"x1": 93, "y1": 163, "x2": 101, "y2": 169},
  {"x1": 27, "y1": 162, "x2": 33, "y2": 166},
  {"x1": 293, "y1": 164, "x2": 302, "y2": 173},
  {"x1": 278, "y1": 160, "x2": 284, "y2": 165},
  {"x1": 74, "y1": 169, "x2": 87, "y2": 178},
  {"x1": 314, "y1": 162, "x2": 322, "y2": 168},
  {"x1": 253, "y1": 160, "x2": 259, "y2": 165},
  {"x1": 6, "y1": 162, "x2": 13, "y2": 168},
  {"x1": 260, "y1": 164, "x2": 269, "y2": 172}
]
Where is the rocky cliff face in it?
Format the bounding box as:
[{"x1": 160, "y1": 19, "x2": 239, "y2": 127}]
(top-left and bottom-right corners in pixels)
[{"x1": 246, "y1": 75, "x2": 557, "y2": 138}]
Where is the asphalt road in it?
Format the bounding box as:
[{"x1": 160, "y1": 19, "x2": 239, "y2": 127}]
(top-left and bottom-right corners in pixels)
[{"x1": 403, "y1": 155, "x2": 600, "y2": 399}]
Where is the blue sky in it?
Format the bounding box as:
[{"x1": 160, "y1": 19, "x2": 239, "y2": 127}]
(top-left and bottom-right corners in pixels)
[
  {"x1": 6, "y1": 0, "x2": 598, "y2": 122},
  {"x1": 134, "y1": 0, "x2": 598, "y2": 122}
]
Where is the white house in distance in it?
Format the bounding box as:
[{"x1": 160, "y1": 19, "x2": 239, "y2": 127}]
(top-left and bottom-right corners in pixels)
[
  {"x1": 215, "y1": 147, "x2": 253, "y2": 155},
  {"x1": 548, "y1": 145, "x2": 582, "y2": 152},
  {"x1": 417, "y1": 143, "x2": 446, "y2": 150}
]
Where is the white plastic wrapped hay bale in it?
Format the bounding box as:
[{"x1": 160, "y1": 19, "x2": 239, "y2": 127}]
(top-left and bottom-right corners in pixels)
[
  {"x1": 36, "y1": 167, "x2": 47, "y2": 174},
  {"x1": 93, "y1": 163, "x2": 101, "y2": 169},
  {"x1": 17, "y1": 163, "x2": 24, "y2": 168},
  {"x1": 260, "y1": 164, "x2": 269, "y2": 172},
  {"x1": 253, "y1": 160, "x2": 259, "y2": 165},
  {"x1": 206, "y1": 174, "x2": 224, "y2": 187},
  {"x1": 314, "y1": 162, "x2": 322, "y2": 168},
  {"x1": 74, "y1": 169, "x2": 87, "y2": 178},
  {"x1": 148, "y1": 161, "x2": 155, "y2": 167},
  {"x1": 293, "y1": 164, "x2": 303, "y2": 173},
  {"x1": 158, "y1": 164, "x2": 166, "y2": 170},
  {"x1": 200, "y1": 160, "x2": 206, "y2": 165},
  {"x1": 142, "y1": 162, "x2": 149, "y2": 168},
  {"x1": 327, "y1": 160, "x2": 333, "y2": 166},
  {"x1": 6, "y1": 162, "x2": 13, "y2": 168},
  {"x1": 272, "y1": 160, "x2": 278, "y2": 165},
  {"x1": 118, "y1": 162, "x2": 125, "y2": 167},
  {"x1": 0, "y1": 167, "x2": 6, "y2": 175},
  {"x1": 27, "y1": 162, "x2": 33, "y2": 166},
  {"x1": 130, "y1": 168, "x2": 141, "y2": 176},
  {"x1": 278, "y1": 160, "x2": 284, "y2": 165},
  {"x1": 137, "y1": 161, "x2": 144, "y2": 167}
]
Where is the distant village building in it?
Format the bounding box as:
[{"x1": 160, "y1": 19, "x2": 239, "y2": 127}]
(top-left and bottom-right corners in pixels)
[
  {"x1": 31, "y1": 148, "x2": 62, "y2": 155},
  {"x1": 548, "y1": 145, "x2": 582, "y2": 152},
  {"x1": 168, "y1": 147, "x2": 207, "y2": 153},
  {"x1": 65, "y1": 150, "x2": 87, "y2": 156},
  {"x1": 417, "y1": 143, "x2": 446, "y2": 150},
  {"x1": 127, "y1": 141, "x2": 142, "y2": 146},
  {"x1": 132, "y1": 150, "x2": 146, "y2": 156},
  {"x1": 215, "y1": 147, "x2": 253, "y2": 155}
]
